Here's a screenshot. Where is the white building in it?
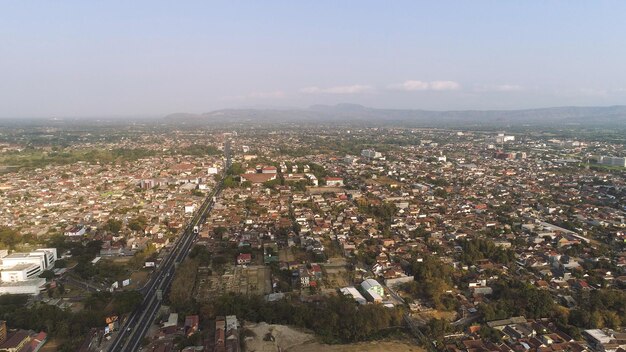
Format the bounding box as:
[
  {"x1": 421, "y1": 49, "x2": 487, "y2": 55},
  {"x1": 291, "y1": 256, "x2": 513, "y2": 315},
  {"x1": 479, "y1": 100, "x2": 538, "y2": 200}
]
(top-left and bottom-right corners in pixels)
[
  {"x1": 0, "y1": 248, "x2": 57, "y2": 272},
  {"x1": 494, "y1": 133, "x2": 515, "y2": 143},
  {"x1": 599, "y1": 156, "x2": 626, "y2": 167},
  {"x1": 361, "y1": 278, "x2": 384, "y2": 297},
  {"x1": 64, "y1": 225, "x2": 86, "y2": 237},
  {"x1": 0, "y1": 248, "x2": 57, "y2": 296},
  {"x1": 225, "y1": 315, "x2": 238, "y2": 332},
  {"x1": 361, "y1": 149, "x2": 382, "y2": 159},
  {"x1": 364, "y1": 289, "x2": 383, "y2": 303},
  {"x1": 325, "y1": 177, "x2": 344, "y2": 187},
  {"x1": 0, "y1": 278, "x2": 47, "y2": 295},
  {"x1": 304, "y1": 173, "x2": 318, "y2": 186},
  {"x1": 1, "y1": 264, "x2": 43, "y2": 282},
  {"x1": 340, "y1": 286, "x2": 367, "y2": 305}
]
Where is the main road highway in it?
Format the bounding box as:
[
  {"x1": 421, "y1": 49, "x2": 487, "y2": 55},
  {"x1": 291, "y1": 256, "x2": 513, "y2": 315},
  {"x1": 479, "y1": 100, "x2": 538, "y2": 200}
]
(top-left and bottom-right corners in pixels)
[{"x1": 107, "y1": 139, "x2": 231, "y2": 352}]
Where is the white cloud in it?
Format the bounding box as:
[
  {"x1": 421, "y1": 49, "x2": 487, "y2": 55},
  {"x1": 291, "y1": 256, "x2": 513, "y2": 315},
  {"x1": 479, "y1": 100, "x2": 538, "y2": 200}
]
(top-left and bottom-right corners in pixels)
[
  {"x1": 395, "y1": 80, "x2": 430, "y2": 91},
  {"x1": 390, "y1": 80, "x2": 461, "y2": 91},
  {"x1": 300, "y1": 84, "x2": 373, "y2": 94},
  {"x1": 475, "y1": 84, "x2": 524, "y2": 92},
  {"x1": 429, "y1": 80, "x2": 461, "y2": 91}
]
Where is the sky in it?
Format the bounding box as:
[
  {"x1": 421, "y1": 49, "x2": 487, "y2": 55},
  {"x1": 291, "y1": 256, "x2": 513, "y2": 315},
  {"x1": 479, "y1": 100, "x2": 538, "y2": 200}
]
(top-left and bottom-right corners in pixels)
[{"x1": 1, "y1": 1, "x2": 626, "y2": 118}]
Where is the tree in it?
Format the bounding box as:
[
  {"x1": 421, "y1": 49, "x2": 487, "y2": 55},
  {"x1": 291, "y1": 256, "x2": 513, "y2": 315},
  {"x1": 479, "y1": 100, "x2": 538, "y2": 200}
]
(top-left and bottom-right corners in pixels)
[
  {"x1": 39, "y1": 270, "x2": 55, "y2": 280},
  {"x1": 112, "y1": 291, "x2": 143, "y2": 315},
  {"x1": 102, "y1": 219, "x2": 122, "y2": 234},
  {"x1": 227, "y1": 162, "x2": 245, "y2": 175},
  {"x1": 55, "y1": 259, "x2": 68, "y2": 268},
  {"x1": 213, "y1": 226, "x2": 227, "y2": 238},
  {"x1": 223, "y1": 176, "x2": 239, "y2": 188},
  {"x1": 423, "y1": 318, "x2": 451, "y2": 348},
  {"x1": 480, "y1": 325, "x2": 502, "y2": 343},
  {"x1": 189, "y1": 245, "x2": 211, "y2": 266},
  {"x1": 128, "y1": 216, "x2": 148, "y2": 232},
  {"x1": 169, "y1": 259, "x2": 199, "y2": 312},
  {"x1": 0, "y1": 227, "x2": 20, "y2": 249}
]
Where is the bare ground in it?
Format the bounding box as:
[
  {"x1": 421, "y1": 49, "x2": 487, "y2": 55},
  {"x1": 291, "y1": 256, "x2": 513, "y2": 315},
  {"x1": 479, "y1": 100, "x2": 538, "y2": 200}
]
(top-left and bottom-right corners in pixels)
[
  {"x1": 291, "y1": 341, "x2": 424, "y2": 352},
  {"x1": 243, "y1": 322, "x2": 422, "y2": 352}
]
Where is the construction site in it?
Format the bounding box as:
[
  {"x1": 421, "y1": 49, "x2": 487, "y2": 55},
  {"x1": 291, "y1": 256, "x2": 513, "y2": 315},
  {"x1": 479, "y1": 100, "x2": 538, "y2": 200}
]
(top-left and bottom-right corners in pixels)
[{"x1": 195, "y1": 265, "x2": 272, "y2": 300}]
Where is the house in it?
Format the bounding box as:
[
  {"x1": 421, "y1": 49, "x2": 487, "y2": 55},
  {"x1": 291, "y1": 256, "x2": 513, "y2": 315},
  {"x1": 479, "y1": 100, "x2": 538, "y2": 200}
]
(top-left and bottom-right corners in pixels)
[
  {"x1": 299, "y1": 267, "x2": 311, "y2": 288},
  {"x1": 99, "y1": 244, "x2": 125, "y2": 257},
  {"x1": 240, "y1": 173, "x2": 277, "y2": 184},
  {"x1": 0, "y1": 325, "x2": 46, "y2": 352},
  {"x1": 325, "y1": 177, "x2": 344, "y2": 187},
  {"x1": 236, "y1": 253, "x2": 252, "y2": 265},
  {"x1": 184, "y1": 204, "x2": 196, "y2": 214},
  {"x1": 184, "y1": 315, "x2": 199, "y2": 337},
  {"x1": 152, "y1": 237, "x2": 170, "y2": 250},
  {"x1": 261, "y1": 166, "x2": 277, "y2": 174},
  {"x1": 64, "y1": 225, "x2": 86, "y2": 237},
  {"x1": 0, "y1": 330, "x2": 31, "y2": 352}
]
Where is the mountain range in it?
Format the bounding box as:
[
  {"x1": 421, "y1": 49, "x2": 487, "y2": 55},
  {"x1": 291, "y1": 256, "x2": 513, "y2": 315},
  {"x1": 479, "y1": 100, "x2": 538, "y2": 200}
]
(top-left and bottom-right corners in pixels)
[{"x1": 165, "y1": 104, "x2": 626, "y2": 127}]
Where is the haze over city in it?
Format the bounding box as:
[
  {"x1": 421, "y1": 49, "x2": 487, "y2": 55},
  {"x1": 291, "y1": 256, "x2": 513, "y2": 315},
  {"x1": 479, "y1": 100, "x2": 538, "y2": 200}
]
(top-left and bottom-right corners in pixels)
[{"x1": 2, "y1": 1, "x2": 626, "y2": 118}]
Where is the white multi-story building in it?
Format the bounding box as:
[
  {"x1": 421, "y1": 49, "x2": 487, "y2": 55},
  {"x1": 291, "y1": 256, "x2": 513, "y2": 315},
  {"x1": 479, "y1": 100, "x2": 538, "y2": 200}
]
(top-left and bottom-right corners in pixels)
[
  {"x1": 0, "y1": 248, "x2": 57, "y2": 295},
  {"x1": 1, "y1": 264, "x2": 42, "y2": 282},
  {"x1": 494, "y1": 133, "x2": 515, "y2": 143},
  {"x1": 0, "y1": 248, "x2": 57, "y2": 272}
]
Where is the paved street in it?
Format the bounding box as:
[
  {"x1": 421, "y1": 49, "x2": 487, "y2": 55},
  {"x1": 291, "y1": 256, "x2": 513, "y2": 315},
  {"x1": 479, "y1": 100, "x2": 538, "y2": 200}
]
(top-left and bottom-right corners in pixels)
[{"x1": 106, "y1": 140, "x2": 231, "y2": 352}]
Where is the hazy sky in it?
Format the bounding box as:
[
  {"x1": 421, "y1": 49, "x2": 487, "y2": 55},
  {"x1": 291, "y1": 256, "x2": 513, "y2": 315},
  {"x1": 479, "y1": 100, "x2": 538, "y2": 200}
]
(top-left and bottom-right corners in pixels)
[{"x1": 2, "y1": 1, "x2": 626, "y2": 117}]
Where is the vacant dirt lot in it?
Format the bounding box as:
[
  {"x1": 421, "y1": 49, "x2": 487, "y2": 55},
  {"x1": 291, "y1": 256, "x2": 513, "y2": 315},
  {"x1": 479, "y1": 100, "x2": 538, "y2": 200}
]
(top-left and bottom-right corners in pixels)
[
  {"x1": 243, "y1": 322, "x2": 422, "y2": 352},
  {"x1": 291, "y1": 341, "x2": 424, "y2": 352}
]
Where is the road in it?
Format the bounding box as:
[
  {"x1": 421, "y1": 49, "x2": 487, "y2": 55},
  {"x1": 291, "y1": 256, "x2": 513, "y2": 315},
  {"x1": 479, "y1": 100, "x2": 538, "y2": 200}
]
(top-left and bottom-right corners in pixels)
[{"x1": 107, "y1": 138, "x2": 231, "y2": 352}]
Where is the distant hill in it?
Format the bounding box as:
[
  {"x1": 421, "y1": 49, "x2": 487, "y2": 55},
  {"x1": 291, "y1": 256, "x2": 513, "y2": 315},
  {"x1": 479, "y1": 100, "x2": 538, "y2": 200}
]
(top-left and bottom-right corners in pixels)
[{"x1": 165, "y1": 104, "x2": 626, "y2": 127}]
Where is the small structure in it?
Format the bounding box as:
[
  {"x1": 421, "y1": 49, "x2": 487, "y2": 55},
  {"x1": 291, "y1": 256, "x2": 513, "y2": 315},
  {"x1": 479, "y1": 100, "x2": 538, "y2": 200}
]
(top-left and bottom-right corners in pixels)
[
  {"x1": 236, "y1": 253, "x2": 252, "y2": 265},
  {"x1": 184, "y1": 315, "x2": 199, "y2": 337},
  {"x1": 325, "y1": 177, "x2": 344, "y2": 187}
]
